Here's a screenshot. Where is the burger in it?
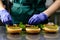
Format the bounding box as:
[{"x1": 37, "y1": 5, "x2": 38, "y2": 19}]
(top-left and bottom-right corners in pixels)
[
  {"x1": 43, "y1": 22, "x2": 59, "y2": 33},
  {"x1": 25, "y1": 24, "x2": 41, "y2": 33},
  {"x1": 6, "y1": 24, "x2": 22, "y2": 33}
]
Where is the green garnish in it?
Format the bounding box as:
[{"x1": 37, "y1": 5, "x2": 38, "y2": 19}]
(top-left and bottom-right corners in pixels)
[{"x1": 19, "y1": 22, "x2": 25, "y2": 30}]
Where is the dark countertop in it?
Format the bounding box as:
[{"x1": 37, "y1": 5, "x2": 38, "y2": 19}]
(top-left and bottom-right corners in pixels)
[{"x1": 0, "y1": 26, "x2": 60, "y2": 40}]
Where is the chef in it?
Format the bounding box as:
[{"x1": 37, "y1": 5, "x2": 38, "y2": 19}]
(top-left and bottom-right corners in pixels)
[{"x1": 0, "y1": 0, "x2": 60, "y2": 25}]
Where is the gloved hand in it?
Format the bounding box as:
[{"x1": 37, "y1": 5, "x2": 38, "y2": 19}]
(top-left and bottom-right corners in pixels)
[
  {"x1": 28, "y1": 13, "x2": 48, "y2": 25},
  {"x1": 0, "y1": 9, "x2": 13, "y2": 25}
]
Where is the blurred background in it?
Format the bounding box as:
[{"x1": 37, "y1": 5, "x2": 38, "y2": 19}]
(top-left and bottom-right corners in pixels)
[
  {"x1": 0, "y1": 0, "x2": 60, "y2": 26},
  {"x1": 45, "y1": 0, "x2": 60, "y2": 26}
]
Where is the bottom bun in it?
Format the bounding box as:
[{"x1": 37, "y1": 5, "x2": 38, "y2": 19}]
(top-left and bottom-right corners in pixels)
[
  {"x1": 43, "y1": 27, "x2": 59, "y2": 33},
  {"x1": 6, "y1": 27, "x2": 22, "y2": 33},
  {"x1": 26, "y1": 28, "x2": 41, "y2": 33}
]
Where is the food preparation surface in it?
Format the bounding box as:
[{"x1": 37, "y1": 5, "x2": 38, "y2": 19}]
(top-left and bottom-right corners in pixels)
[{"x1": 0, "y1": 26, "x2": 60, "y2": 40}]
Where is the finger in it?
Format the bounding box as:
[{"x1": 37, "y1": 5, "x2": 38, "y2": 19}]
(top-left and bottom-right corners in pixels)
[
  {"x1": 28, "y1": 18, "x2": 34, "y2": 24},
  {"x1": 8, "y1": 15, "x2": 12, "y2": 21}
]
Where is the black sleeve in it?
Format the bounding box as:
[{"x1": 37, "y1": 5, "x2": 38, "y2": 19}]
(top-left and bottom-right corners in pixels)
[{"x1": 2, "y1": 0, "x2": 13, "y2": 12}]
